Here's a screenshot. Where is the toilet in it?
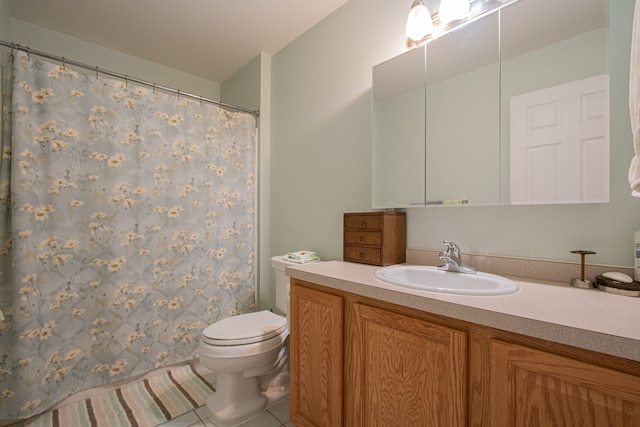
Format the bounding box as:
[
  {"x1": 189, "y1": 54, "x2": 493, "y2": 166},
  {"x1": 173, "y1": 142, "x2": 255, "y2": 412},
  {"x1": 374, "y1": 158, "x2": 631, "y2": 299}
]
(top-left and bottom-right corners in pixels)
[{"x1": 197, "y1": 255, "x2": 300, "y2": 427}]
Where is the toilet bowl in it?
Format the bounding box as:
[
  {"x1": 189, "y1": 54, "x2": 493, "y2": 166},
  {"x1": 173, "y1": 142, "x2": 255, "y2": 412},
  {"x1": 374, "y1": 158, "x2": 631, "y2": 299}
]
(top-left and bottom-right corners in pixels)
[
  {"x1": 198, "y1": 311, "x2": 289, "y2": 426},
  {"x1": 198, "y1": 255, "x2": 303, "y2": 427}
]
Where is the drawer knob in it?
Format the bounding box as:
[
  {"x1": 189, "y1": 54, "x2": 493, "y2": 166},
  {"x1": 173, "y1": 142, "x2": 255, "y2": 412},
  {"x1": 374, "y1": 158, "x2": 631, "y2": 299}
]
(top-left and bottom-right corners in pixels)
[
  {"x1": 359, "y1": 221, "x2": 366, "y2": 228},
  {"x1": 359, "y1": 252, "x2": 365, "y2": 259},
  {"x1": 359, "y1": 237, "x2": 366, "y2": 244}
]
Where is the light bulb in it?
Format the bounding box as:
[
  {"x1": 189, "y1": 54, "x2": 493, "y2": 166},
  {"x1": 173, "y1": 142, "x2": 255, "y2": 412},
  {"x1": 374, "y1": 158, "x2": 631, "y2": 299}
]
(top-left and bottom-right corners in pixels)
[
  {"x1": 405, "y1": 0, "x2": 434, "y2": 42},
  {"x1": 439, "y1": 0, "x2": 470, "y2": 24}
]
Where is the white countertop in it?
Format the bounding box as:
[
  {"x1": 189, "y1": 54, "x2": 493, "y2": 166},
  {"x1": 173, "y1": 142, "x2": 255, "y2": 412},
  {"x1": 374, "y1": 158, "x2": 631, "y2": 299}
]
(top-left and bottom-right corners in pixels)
[{"x1": 285, "y1": 260, "x2": 640, "y2": 362}]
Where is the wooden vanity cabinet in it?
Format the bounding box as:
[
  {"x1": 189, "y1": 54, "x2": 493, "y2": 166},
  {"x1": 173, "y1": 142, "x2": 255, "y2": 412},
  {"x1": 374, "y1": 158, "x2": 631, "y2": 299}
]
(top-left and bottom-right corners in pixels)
[
  {"x1": 349, "y1": 303, "x2": 467, "y2": 426},
  {"x1": 489, "y1": 341, "x2": 640, "y2": 427},
  {"x1": 290, "y1": 279, "x2": 467, "y2": 427},
  {"x1": 289, "y1": 283, "x2": 344, "y2": 427},
  {"x1": 290, "y1": 279, "x2": 640, "y2": 427}
]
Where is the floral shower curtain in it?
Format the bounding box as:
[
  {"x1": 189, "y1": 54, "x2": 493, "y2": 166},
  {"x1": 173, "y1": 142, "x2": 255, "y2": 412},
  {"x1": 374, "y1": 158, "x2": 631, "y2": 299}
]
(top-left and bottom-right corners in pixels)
[{"x1": 0, "y1": 51, "x2": 257, "y2": 420}]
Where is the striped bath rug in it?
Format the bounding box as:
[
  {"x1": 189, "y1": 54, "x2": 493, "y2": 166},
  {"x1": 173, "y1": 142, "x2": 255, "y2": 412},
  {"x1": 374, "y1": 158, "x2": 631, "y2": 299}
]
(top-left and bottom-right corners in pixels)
[{"x1": 25, "y1": 364, "x2": 215, "y2": 427}]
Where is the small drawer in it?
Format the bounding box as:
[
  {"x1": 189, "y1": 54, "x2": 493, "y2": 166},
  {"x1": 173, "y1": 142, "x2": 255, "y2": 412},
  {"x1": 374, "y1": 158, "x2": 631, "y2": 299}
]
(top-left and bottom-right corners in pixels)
[
  {"x1": 344, "y1": 214, "x2": 383, "y2": 231},
  {"x1": 344, "y1": 231, "x2": 382, "y2": 246},
  {"x1": 344, "y1": 246, "x2": 382, "y2": 265}
]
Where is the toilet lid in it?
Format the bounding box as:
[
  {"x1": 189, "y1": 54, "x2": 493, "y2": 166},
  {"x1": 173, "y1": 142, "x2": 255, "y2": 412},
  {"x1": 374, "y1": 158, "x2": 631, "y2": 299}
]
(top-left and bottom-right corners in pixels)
[{"x1": 202, "y1": 310, "x2": 287, "y2": 346}]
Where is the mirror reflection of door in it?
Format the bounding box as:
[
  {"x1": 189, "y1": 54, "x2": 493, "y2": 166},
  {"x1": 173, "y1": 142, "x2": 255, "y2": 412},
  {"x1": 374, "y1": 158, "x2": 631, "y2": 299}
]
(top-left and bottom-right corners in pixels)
[
  {"x1": 510, "y1": 75, "x2": 610, "y2": 204},
  {"x1": 501, "y1": 0, "x2": 609, "y2": 205}
]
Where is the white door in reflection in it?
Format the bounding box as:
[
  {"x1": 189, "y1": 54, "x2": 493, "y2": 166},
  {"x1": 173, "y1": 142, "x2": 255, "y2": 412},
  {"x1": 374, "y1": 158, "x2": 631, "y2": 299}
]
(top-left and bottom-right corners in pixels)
[{"x1": 510, "y1": 74, "x2": 610, "y2": 205}]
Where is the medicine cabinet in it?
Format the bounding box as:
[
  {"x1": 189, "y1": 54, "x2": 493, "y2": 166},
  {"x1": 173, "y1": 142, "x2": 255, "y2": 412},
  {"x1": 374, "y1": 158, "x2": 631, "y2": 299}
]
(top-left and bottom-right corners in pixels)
[{"x1": 372, "y1": 0, "x2": 609, "y2": 208}]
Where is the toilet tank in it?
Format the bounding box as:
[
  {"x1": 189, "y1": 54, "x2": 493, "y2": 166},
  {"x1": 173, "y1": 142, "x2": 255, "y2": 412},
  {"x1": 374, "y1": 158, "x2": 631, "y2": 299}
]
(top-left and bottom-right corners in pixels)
[{"x1": 270, "y1": 255, "x2": 299, "y2": 315}]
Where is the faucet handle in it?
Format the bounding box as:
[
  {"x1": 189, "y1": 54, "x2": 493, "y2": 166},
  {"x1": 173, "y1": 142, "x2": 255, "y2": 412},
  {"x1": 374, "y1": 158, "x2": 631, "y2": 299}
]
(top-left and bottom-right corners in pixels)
[
  {"x1": 439, "y1": 240, "x2": 476, "y2": 274},
  {"x1": 442, "y1": 240, "x2": 460, "y2": 255}
]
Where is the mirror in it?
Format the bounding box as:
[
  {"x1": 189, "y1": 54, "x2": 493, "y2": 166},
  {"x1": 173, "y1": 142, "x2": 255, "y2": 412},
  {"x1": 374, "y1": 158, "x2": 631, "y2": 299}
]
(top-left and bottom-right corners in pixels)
[
  {"x1": 371, "y1": 0, "x2": 610, "y2": 208},
  {"x1": 501, "y1": 0, "x2": 609, "y2": 205},
  {"x1": 372, "y1": 46, "x2": 426, "y2": 208},
  {"x1": 425, "y1": 12, "x2": 500, "y2": 206}
]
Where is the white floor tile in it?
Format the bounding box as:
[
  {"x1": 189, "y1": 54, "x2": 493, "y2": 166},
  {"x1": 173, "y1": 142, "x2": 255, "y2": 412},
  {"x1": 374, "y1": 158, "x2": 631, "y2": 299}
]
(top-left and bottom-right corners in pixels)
[
  {"x1": 267, "y1": 398, "x2": 290, "y2": 423},
  {"x1": 160, "y1": 410, "x2": 203, "y2": 426},
  {"x1": 197, "y1": 401, "x2": 289, "y2": 427},
  {"x1": 233, "y1": 412, "x2": 281, "y2": 427},
  {"x1": 194, "y1": 405, "x2": 209, "y2": 420}
]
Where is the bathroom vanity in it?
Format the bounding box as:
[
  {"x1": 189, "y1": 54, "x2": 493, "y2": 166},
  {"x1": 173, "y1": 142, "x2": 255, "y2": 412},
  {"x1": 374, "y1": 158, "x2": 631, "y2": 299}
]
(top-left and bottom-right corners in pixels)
[{"x1": 287, "y1": 261, "x2": 640, "y2": 427}]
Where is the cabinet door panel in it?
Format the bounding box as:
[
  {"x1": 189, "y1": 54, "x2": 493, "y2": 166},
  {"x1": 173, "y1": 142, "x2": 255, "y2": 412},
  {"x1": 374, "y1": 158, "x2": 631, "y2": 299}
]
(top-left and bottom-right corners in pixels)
[
  {"x1": 490, "y1": 340, "x2": 640, "y2": 427},
  {"x1": 290, "y1": 284, "x2": 343, "y2": 427},
  {"x1": 350, "y1": 303, "x2": 467, "y2": 427}
]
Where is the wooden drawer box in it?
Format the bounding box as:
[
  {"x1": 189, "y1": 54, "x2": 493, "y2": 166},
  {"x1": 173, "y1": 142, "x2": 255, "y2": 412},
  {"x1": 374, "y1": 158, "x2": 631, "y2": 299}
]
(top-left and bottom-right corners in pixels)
[{"x1": 343, "y1": 212, "x2": 406, "y2": 266}]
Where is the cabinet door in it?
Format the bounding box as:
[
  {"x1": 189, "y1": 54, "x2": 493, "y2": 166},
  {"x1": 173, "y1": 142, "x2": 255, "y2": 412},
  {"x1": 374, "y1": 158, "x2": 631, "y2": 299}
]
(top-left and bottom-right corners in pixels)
[
  {"x1": 490, "y1": 340, "x2": 640, "y2": 426},
  {"x1": 349, "y1": 303, "x2": 467, "y2": 426},
  {"x1": 290, "y1": 284, "x2": 344, "y2": 427}
]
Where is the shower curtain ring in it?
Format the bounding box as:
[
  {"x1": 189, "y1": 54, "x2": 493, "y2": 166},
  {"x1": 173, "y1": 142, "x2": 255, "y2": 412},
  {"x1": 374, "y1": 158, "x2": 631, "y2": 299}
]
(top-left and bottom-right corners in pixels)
[
  {"x1": 95, "y1": 66, "x2": 99, "y2": 79},
  {"x1": 152, "y1": 83, "x2": 156, "y2": 93},
  {"x1": 62, "y1": 57, "x2": 66, "y2": 70}
]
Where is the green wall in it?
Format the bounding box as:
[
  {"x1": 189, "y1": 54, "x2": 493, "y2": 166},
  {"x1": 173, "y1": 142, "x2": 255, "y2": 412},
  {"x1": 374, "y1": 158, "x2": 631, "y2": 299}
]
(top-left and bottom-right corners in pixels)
[
  {"x1": 221, "y1": 54, "x2": 261, "y2": 112},
  {"x1": 270, "y1": 0, "x2": 640, "y2": 267},
  {"x1": 2, "y1": 0, "x2": 639, "y2": 314},
  {"x1": 0, "y1": 1, "x2": 9, "y2": 41},
  {"x1": 6, "y1": 18, "x2": 221, "y2": 99},
  {"x1": 221, "y1": 54, "x2": 274, "y2": 310},
  {"x1": 271, "y1": 0, "x2": 407, "y2": 262}
]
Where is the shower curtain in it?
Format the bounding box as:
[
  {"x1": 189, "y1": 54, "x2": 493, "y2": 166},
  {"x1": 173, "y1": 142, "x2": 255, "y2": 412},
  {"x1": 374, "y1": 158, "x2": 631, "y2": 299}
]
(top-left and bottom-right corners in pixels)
[{"x1": 0, "y1": 51, "x2": 257, "y2": 420}]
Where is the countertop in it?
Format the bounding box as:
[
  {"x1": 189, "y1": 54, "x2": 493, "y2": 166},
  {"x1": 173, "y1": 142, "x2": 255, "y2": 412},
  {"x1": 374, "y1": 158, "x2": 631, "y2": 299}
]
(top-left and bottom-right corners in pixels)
[{"x1": 285, "y1": 260, "x2": 640, "y2": 362}]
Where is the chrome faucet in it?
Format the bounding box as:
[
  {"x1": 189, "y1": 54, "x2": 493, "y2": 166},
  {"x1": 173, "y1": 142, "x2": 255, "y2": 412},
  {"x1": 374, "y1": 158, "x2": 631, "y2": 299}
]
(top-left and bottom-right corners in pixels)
[{"x1": 438, "y1": 241, "x2": 476, "y2": 274}]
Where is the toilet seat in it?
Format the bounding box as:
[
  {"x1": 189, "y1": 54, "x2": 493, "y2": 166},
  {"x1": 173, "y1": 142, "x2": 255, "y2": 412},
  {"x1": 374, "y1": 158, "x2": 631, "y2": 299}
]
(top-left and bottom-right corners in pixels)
[{"x1": 202, "y1": 310, "x2": 287, "y2": 346}]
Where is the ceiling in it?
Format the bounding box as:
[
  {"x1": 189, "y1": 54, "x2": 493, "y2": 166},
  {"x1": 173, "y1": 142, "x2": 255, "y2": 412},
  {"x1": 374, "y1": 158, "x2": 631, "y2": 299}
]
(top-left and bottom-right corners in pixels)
[{"x1": 6, "y1": 0, "x2": 350, "y2": 83}]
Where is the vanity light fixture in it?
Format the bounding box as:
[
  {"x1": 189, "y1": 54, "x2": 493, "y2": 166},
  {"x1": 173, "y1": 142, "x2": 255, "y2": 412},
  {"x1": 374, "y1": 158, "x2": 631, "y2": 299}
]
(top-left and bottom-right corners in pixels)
[
  {"x1": 406, "y1": 0, "x2": 518, "y2": 46},
  {"x1": 438, "y1": 0, "x2": 471, "y2": 24},
  {"x1": 405, "y1": 0, "x2": 434, "y2": 43}
]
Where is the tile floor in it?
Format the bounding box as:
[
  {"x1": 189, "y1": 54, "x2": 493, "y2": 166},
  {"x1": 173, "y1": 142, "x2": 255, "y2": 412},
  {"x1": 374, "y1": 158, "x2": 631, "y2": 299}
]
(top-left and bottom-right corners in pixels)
[
  {"x1": 159, "y1": 364, "x2": 295, "y2": 427},
  {"x1": 160, "y1": 397, "x2": 294, "y2": 427},
  {"x1": 5, "y1": 362, "x2": 295, "y2": 427}
]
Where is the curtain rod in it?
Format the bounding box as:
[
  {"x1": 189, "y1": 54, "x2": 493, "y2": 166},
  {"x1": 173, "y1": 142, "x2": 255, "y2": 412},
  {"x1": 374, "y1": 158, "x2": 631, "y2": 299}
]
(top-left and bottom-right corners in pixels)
[{"x1": 0, "y1": 40, "x2": 260, "y2": 118}]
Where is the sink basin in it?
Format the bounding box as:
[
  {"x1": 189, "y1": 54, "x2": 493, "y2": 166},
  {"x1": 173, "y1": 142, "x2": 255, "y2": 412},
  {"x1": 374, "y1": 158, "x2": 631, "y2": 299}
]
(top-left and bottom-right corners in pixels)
[{"x1": 373, "y1": 265, "x2": 519, "y2": 296}]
